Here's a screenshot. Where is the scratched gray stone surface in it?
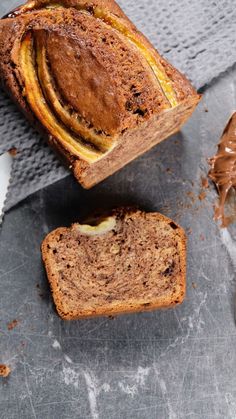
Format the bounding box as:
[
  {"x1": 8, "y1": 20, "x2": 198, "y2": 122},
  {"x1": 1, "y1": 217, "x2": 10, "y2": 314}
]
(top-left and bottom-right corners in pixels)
[{"x1": 1, "y1": 70, "x2": 236, "y2": 418}]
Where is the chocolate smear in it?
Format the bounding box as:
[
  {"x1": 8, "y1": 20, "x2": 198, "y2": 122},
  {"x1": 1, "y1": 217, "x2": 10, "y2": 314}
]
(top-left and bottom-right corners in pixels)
[{"x1": 208, "y1": 112, "x2": 236, "y2": 227}]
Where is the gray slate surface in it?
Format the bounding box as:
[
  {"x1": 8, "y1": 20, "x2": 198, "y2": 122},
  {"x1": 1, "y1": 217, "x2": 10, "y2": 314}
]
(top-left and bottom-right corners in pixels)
[{"x1": 1, "y1": 71, "x2": 236, "y2": 418}]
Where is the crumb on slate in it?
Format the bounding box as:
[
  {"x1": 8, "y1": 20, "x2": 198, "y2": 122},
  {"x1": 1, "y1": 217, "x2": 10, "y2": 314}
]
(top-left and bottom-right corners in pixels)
[
  {"x1": 201, "y1": 177, "x2": 209, "y2": 189},
  {"x1": 198, "y1": 191, "x2": 206, "y2": 201},
  {"x1": 36, "y1": 284, "x2": 45, "y2": 299},
  {"x1": 7, "y1": 319, "x2": 19, "y2": 331},
  {"x1": 0, "y1": 365, "x2": 11, "y2": 378},
  {"x1": 8, "y1": 147, "x2": 17, "y2": 157},
  {"x1": 187, "y1": 191, "x2": 196, "y2": 203}
]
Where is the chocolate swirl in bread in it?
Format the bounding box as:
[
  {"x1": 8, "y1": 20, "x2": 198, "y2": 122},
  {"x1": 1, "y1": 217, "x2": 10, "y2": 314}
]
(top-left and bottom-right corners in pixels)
[{"x1": 0, "y1": 0, "x2": 200, "y2": 187}]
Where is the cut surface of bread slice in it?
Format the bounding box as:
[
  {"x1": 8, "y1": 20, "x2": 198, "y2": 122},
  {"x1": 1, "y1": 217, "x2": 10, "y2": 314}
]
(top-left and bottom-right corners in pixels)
[
  {"x1": 0, "y1": 0, "x2": 200, "y2": 188},
  {"x1": 41, "y1": 209, "x2": 186, "y2": 320}
]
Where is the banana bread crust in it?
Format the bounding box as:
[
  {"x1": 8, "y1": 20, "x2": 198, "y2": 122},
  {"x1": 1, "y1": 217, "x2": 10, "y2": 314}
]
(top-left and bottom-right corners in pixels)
[{"x1": 0, "y1": 0, "x2": 200, "y2": 187}]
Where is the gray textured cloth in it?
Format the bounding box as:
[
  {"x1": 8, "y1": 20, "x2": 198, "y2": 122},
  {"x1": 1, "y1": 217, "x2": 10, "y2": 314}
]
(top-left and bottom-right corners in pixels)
[{"x1": 1, "y1": 0, "x2": 236, "y2": 210}]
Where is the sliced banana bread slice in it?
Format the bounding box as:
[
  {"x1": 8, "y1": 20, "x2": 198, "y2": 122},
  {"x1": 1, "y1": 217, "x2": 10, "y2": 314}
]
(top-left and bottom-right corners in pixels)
[{"x1": 41, "y1": 209, "x2": 186, "y2": 320}]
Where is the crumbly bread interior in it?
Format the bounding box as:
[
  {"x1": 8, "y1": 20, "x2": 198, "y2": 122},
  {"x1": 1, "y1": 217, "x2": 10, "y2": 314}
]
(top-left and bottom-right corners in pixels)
[{"x1": 42, "y1": 209, "x2": 186, "y2": 319}]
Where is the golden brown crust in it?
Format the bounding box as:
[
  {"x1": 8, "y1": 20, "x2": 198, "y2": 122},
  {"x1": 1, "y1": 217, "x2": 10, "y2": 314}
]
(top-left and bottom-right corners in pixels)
[
  {"x1": 41, "y1": 209, "x2": 186, "y2": 320},
  {"x1": 7, "y1": 0, "x2": 126, "y2": 18},
  {"x1": 13, "y1": 0, "x2": 196, "y2": 100},
  {"x1": 0, "y1": 0, "x2": 200, "y2": 187}
]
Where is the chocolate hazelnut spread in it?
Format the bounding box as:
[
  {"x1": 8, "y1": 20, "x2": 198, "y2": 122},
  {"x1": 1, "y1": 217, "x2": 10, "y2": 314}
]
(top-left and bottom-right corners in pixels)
[{"x1": 208, "y1": 112, "x2": 236, "y2": 226}]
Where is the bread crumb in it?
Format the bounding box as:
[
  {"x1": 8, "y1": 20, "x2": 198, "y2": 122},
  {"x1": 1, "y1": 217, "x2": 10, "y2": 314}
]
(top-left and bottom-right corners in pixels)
[
  {"x1": 8, "y1": 147, "x2": 17, "y2": 157},
  {"x1": 7, "y1": 319, "x2": 19, "y2": 331},
  {"x1": 186, "y1": 191, "x2": 196, "y2": 203},
  {"x1": 198, "y1": 191, "x2": 206, "y2": 201},
  {"x1": 201, "y1": 177, "x2": 209, "y2": 189},
  {"x1": 36, "y1": 284, "x2": 45, "y2": 299},
  {"x1": 192, "y1": 282, "x2": 197, "y2": 289},
  {"x1": 0, "y1": 365, "x2": 11, "y2": 377}
]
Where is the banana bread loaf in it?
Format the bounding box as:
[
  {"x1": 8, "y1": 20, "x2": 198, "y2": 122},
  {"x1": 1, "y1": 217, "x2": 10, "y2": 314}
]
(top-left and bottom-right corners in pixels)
[
  {"x1": 0, "y1": 0, "x2": 200, "y2": 188},
  {"x1": 41, "y1": 208, "x2": 186, "y2": 320}
]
